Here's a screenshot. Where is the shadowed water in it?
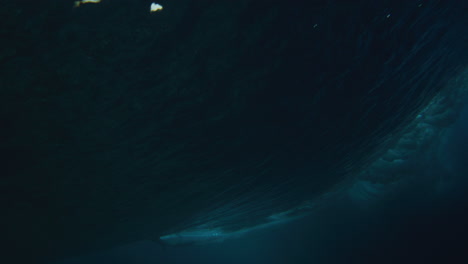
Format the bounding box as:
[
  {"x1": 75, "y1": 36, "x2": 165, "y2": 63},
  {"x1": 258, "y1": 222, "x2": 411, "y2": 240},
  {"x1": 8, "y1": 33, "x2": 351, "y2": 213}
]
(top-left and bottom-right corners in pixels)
[{"x1": 1, "y1": 0, "x2": 467, "y2": 263}]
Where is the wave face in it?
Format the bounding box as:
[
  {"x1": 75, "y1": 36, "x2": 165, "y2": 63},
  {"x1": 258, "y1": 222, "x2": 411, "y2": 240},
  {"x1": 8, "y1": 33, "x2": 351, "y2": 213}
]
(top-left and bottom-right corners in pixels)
[
  {"x1": 159, "y1": 67, "x2": 468, "y2": 245},
  {"x1": 2, "y1": 0, "x2": 467, "y2": 262}
]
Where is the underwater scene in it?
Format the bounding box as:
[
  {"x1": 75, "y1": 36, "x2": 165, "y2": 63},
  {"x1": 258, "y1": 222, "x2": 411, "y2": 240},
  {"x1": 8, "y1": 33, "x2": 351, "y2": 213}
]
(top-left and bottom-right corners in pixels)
[{"x1": 2, "y1": 0, "x2": 468, "y2": 263}]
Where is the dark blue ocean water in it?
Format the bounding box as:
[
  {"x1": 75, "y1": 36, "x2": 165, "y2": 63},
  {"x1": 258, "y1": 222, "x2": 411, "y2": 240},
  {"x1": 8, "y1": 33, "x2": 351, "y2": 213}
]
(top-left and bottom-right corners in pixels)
[
  {"x1": 2, "y1": 0, "x2": 467, "y2": 263},
  {"x1": 56, "y1": 102, "x2": 468, "y2": 263}
]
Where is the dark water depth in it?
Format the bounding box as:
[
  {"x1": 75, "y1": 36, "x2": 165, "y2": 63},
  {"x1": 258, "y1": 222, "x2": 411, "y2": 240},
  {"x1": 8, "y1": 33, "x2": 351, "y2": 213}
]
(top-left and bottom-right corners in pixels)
[{"x1": 1, "y1": 0, "x2": 467, "y2": 263}]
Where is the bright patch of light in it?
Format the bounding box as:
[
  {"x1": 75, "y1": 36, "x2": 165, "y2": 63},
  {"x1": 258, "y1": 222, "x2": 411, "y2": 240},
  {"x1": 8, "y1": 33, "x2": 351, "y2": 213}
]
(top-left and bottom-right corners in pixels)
[{"x1": 150, "y1": 3, "x2": 163, "y2": 12}]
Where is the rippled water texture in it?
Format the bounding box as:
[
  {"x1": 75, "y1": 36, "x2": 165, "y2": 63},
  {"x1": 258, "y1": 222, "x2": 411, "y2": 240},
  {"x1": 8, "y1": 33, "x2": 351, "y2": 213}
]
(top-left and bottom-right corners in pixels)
[{"x1": 1, "y1": 1, "x2": 467, "y2": 263}]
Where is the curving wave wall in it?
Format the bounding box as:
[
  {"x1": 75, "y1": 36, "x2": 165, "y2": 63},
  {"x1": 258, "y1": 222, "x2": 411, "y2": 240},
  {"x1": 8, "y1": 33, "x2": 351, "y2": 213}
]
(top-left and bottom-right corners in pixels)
[{"x1": 1, "y1": 0, "x2": 467, "y2": 263}]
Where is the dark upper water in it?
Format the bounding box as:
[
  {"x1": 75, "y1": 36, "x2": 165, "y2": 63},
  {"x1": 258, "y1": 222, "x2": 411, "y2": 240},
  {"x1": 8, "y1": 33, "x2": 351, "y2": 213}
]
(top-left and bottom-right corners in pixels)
[{"x1": 1, "y1": 0, "x2": 467, "y2": 263}]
